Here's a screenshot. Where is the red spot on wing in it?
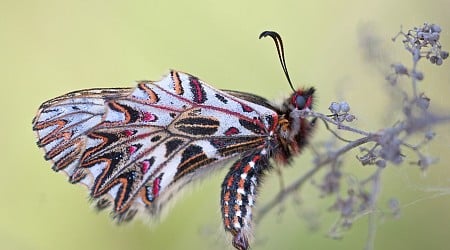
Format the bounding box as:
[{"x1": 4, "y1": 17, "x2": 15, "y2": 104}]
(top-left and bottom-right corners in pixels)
[
  {"x1": 128, "y1": 145, "x2": 138, "y2": 154},
  {"x1": 224, "y1": 127, "x2": 240, "y2": 136},
  {"x1": 123, "y1": 129, "x2": 134, "y2": 137},
  {"x1": 152, "y1": 175, "x2": 162, "y2": 198},
  {"x1": 142, "y1": 112, "x2": 156, "y2": 122},
  {"x1": 241, "y1": 104, "x2": 254, "y2": 112},
  {"x1": 141, "y1": 160, "x2": 150, "y2": 174}
]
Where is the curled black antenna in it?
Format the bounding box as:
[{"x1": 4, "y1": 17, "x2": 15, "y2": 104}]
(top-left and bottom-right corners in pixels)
[{"x1": 259, "y1": 31, "x2": 295, "y2": 92}]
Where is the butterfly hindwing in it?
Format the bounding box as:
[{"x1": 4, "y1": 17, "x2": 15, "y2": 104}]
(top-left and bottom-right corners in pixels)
[{"x1": 33, "y1": 88, "x2": 133, "y2": 176}]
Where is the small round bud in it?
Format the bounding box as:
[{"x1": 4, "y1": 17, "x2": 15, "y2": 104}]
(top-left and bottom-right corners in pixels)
[
  {"x1": 345, "y1": 114, "x2": 356, "y2": 122},
  {"x1": 329, "y1": 102, "x2": 341, "y2": 114},
  {"x1": 430, "y1": 24, "x2": 441, "y2": 33},
  {"x1": 440, "y1": 51, "x2": 449, "y2": 59},
  {"x1": 417, "y1": 94, "x2": 430, "y2": 110},
  {"x1": 429, "y1": 56, "x2": 437, "y2": 64},
  {"x1": 392, "y1": 63, "x2": 408, "y2": 74},
  {"x1": 340, "y1": 101, "x2": 350, "y2": 113},
  {"x1": 436, "y1": 57, "x2": 443, "y2": 66},
  {"x1": 412, "y1": 71, "x2": 424, "y2": 81}
]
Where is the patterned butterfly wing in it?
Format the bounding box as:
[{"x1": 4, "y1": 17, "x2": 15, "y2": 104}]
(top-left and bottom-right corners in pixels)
[
  {"x1": 33, "y1": 70, "x2": 279, "y2": 222},
  {"x1": 32, "y1": 87, "x2": 132, "y2": 175}
]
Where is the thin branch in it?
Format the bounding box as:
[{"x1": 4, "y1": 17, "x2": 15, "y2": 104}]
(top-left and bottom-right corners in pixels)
[
  {"x1": 303, "y1": 109, "x2": 372, "y2": 137},
  {"x1": 256, "y1": 135, "x2": 377, "y2": 223}
]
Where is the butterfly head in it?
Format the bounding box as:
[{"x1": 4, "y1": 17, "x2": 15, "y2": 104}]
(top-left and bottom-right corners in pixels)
[
  {"x1": 290, "y1": 87, "x2": 315, "y2": 110},
  {"x1": 259, "y1": 31, "x2": 315, "y2": 112}
]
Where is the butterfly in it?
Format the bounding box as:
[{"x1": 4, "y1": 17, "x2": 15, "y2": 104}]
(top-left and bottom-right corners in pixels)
[{"x1": 32, "y1": 31, "x2": 315, "y2": 250}]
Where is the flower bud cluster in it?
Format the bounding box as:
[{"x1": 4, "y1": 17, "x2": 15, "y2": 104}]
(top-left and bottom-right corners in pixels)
[{"x1": 329, "y1": 101, "x2": 355, "y2": 122}]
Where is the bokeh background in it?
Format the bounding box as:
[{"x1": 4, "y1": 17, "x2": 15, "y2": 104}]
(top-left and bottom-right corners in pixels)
[{"x1": 1, "y1": 0, "x2": 449, "y2": 249}]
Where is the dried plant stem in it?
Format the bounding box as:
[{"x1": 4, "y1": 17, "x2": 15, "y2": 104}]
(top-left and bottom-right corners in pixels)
[
  {"x1": 256, "y1": 135, "x2": 376, "y2": 223},
  {"x1": 255, "y1": 23, "x2": 449, "y2": 249}
]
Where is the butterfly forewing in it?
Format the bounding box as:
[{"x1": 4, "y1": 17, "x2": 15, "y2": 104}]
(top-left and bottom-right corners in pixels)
[{"x1": 33, "y1": 70, "x2": 278, "y2": 221}]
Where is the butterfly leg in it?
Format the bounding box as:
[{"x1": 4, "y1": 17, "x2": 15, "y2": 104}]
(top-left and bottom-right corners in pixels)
[{"x1": 221, "y1": 149, "x2": 270, "y2": 250}]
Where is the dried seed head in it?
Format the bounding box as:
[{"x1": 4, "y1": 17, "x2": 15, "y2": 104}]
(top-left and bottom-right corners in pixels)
[{"x1": 394, "y1": 23, "x2": 447, "y2": 67}]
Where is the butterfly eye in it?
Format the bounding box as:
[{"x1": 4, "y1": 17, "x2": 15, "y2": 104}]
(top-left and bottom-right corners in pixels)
[{"x1": 294, "y1": 95, "x2": 306, "y2": 109}]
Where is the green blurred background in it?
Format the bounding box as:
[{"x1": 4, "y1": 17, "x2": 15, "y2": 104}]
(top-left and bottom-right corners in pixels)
[{"x1": 1, "y1": 0, "x2": 449, "y2": 249}]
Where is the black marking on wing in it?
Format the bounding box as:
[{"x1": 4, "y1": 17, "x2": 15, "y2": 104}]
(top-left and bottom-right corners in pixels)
[
  {"x1": 215, "y1": 93, "x2": 228, "y2": 104},
  {"x1": 174, "y1": 144, "x2": 217, "y2": 180},
  {"x1": 164, "y1": 138, "x2": 184, "y2": 157},
  {"x1": 174, "y1": 117, "x2": 220, "y2": 135},
  {"x1": 189, "y1": 76, "x2": 207, "y2": 104},
  {"x1": 239, "y1": 118, "x2": 263, "y2": 134}
]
